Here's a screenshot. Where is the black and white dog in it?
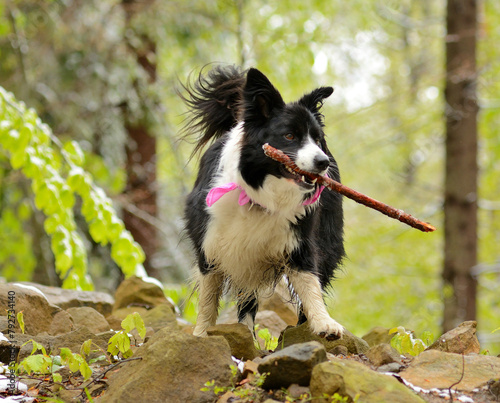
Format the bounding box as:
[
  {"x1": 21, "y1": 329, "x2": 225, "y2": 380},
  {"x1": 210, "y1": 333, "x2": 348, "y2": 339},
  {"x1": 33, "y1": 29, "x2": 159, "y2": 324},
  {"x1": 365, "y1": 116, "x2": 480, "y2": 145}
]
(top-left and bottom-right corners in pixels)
[{"x1": 182, "y1": 66, "x2": 345, "y2": 339}]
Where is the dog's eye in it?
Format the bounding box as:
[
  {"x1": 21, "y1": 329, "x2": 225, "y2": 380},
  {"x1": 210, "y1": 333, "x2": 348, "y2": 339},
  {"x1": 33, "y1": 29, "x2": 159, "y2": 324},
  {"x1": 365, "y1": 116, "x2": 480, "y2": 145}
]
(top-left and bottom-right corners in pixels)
[{"x1": 284, "y1": 134, "x2": 295, "y2": 141}]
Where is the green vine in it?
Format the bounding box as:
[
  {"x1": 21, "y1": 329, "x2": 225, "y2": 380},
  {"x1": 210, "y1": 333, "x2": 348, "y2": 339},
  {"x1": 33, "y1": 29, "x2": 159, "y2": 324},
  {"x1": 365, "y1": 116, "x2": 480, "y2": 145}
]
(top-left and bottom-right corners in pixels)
[{"x1": 0, "y1": 86, "x2": 145, "y2": 289}]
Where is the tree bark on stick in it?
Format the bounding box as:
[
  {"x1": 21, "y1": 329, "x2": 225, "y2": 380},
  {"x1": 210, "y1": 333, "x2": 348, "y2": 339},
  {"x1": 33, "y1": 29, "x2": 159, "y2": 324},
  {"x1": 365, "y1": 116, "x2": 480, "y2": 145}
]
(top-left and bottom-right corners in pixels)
[
  {"x1": 262, "y1": 144, "x2": 436, "y2": 233},
  {"x1": 442, "y1": 0, "x2": 478, "y2": 332}
]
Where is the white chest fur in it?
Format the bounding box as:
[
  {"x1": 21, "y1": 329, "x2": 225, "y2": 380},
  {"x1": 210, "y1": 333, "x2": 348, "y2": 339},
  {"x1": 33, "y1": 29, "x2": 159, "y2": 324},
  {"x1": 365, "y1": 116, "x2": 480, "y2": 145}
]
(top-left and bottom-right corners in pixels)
[{"x1": 201, "y1": 124, "x2": 312, "y2": 292}]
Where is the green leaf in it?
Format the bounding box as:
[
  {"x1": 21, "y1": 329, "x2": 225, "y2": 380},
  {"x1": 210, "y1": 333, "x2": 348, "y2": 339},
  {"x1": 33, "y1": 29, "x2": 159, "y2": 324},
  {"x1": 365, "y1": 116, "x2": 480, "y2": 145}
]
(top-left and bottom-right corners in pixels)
[
  {"x1": 21, "y1": 354, "x2": 52, "y2": 375},
  {"x1": 52, "y1": 372, "x2": 63, "y2": 383},
  {"x1": 121, "y1": 312, "x2": 146, "y2": 339},
  {"x1": 79, "y1": 360, "x2": 93, "y2": 380},
  {"x1": 81, "y1": 339, "x2": 92, "y2": 357},
  {"x1": 63, "y1": 140, "x2": 85, "y2": 166},
  {"x1": 60, "y1": 347, "x2": 73, "y2": 361},
  {"x1": 17, "y1": 311, "x2": 25, "y2": 334}
]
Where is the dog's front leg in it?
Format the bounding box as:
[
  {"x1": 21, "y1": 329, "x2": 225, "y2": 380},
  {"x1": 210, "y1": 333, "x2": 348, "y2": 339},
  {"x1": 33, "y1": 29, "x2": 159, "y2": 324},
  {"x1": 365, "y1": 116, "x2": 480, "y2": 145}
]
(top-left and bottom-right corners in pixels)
[
  {"x1": 288, "y1": 271, "x2": 344, "y2": 340},
  {"x1": 193, "y1": 271, "x2": 223, "y2": 337}
]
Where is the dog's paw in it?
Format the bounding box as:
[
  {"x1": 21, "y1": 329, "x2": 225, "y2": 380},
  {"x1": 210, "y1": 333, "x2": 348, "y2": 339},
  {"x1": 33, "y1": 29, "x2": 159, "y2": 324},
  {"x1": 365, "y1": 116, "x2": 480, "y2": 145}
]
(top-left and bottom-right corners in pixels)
[{"x1": 310, "y1": 318, "x2": 344, "y2": 341}]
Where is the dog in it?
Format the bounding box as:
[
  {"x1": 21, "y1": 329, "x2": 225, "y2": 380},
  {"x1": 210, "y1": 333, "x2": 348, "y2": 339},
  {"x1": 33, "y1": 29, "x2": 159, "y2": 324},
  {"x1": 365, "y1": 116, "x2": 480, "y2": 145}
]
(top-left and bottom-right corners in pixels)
[{"x1": 182, "y1": 66, "x2": 345, "y2": 340}]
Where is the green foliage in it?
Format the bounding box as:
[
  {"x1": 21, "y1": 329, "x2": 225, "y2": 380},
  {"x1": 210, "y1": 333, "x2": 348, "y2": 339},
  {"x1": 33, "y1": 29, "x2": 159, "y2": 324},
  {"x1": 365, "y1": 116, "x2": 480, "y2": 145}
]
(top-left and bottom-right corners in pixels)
[
  {"x1": 18, "y1": 339, "x2": 95, "y2": 381},
  {"x1": 255, "y1": 325, "x2": 279, "y2": 351},
  {"x1": 0, "y1": 87, "x2": 146, "y2": 289},
  {"x1": 323, "y1": 393, "x2": 359, "y2": 403},
  {"x1": 107, "y1": 312, "x2": 146, "y2": 359},
  {"x1": 201, "y1": 365, "x2": 268, "y2": 400},
  {"x1": 18, "y1": 340, "x2": 61, "y2": 382},
  {"x1": 59, "y1": 347, "x2": 92, "y2": 380},
  {"x1": 389, "y1": 326, "x2": 433, "y2": 357}
]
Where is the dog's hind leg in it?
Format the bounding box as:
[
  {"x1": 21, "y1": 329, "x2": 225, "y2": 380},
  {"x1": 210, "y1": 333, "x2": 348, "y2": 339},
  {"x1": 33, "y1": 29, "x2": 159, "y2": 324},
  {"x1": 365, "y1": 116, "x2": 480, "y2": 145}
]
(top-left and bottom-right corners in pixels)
[
  {"x1": 193, "y1": 271, "x2": 224, "y2": 337},
  {"x1": 237, "y1": 293, "x2": 258, "y2": 335},
  {"x1": 288, "y1": 271, "x2": 344, "y2": 340}
]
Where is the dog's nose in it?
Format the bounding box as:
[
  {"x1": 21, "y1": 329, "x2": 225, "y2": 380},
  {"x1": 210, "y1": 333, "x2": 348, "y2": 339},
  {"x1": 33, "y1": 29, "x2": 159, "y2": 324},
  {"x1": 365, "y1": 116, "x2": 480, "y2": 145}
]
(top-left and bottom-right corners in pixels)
[{"x1": 313, "y1": 154, "x2": 330, "y2": 172}]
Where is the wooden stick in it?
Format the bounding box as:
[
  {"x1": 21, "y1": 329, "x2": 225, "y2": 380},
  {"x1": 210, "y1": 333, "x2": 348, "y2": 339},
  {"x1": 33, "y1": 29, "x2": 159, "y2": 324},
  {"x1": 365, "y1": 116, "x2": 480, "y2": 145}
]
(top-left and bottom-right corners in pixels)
[{"x1": 262, "y1": 143, "x2": 436, "y2": 233}]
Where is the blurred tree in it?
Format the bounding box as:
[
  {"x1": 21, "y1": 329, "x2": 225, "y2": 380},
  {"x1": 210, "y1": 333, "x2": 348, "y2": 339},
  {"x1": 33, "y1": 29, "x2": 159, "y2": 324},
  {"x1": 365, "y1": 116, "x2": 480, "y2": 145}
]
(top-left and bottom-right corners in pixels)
[
  {"x1": 442, "y1": 0, "x2": 478, "y2": 331},
  {"x1": 120, "y1": 0, "x2": 159, "y2": 278}
]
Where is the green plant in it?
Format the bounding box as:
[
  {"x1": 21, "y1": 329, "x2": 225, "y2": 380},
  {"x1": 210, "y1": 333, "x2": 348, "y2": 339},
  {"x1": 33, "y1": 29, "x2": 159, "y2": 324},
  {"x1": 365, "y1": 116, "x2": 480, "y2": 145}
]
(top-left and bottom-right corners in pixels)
[
  {"x1": 323, "y1": 392, "x2": 359, "y2": 403},
  {"x1": 107, "y1": 312, "x2": 146, "y2": 359},
  {"x1": 389, "y1": 327, "x2": 433, "y2": 356},
  {"x1": 201, "y1": 365, "x2": 268, "y2": 401},
  {"x1": 0, "y1": 87, "x2": 145, "y2": 289},
  {"x1": 18, "y1": 339, "x2": 92, "y2": 382},
  {"x1": 17, "y1": 311, "x2": 25, "y2": 334},
  {"x1": 255, "y1": 325, "x2": 279, "y2": 351}
]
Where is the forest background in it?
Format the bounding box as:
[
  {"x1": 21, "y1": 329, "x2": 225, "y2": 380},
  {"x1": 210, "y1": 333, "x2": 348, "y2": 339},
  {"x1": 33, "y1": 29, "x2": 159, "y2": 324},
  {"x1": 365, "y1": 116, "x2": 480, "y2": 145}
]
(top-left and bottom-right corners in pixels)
[{"x1": 0, "y1": 0, "x2": 499, "y2": 355}]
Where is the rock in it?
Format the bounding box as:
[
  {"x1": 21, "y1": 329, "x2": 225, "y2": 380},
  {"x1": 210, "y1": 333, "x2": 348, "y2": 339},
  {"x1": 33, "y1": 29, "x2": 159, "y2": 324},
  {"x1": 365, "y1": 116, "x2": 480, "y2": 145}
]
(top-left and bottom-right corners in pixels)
[
  {"x1": 330, "y1": 345, "x2": 348, "y2": 356},
  {"x1": 18, "y1": 282, "x2": 114, "y2": 316},
  {"x1": 207, "y1": 323, "x2": 260, "y2": 361},
  {"x1": 287, "y1": 384, "x2": 311, "y2": 398},
  {"x1": 111, "y1": 306, "x2": 149, "y2": 321},
  {"x1": 113, "y1": 276, "x2": 173, "y2": 312},
  {"x1": 141, "y1": 304, "x2": 178, "y2": 331},
  {"x1": 102, "y1": 327, "x2": 234, "y2": 402},
  {"x1": 255, "y1": 310, "x2": 288, "y2": 337},
  {"x1": 399, "y1": 349, "x2": 500, "y2": 392},
  {"x1": 217, "y1": 285, "x2": 298, "y2": 327},
  {"x1": 217, "y1": 391, "x2": 238, "y2": 403},
  {"x1": 278, "y1": 322, "x2": 369, "y2": 355},
  {"x1": 48, "y1": 310, "x2": 74, "y2": 335},
  {"x1": 104, "y1": 315, "x2": 123, "y2": 331},
  {"x1": 257, "y1": 341, "x2": 327, "y2": 389},
  {"x1": 0, "y1": 316, "x2": 8, "y2": 333},
  {"x1": 310, "y1": 358, "x2": 425, "y2": 403},
  {"x1": 0, "y1": 283, "x2": 61, "y2": 335},
  {"x1": 426, "y1": 321, "x2": 480, "y2": 354},
  {"x1": 66, "y1": 307, "x2": 110, "y2": 334},
  {"x1": 377, "y1": 362, "x2": 403, "y2": 373},
  {"x1": 242, "y1": 360, "x2": 259, "y2": 378},
  {"x1": 259, "y1": 287, "x2": 298, "y2": 326},
  {"x1": 0, "y1": 341, "x2": 20, "y2": 364},
  {"x1": 366, "y1": 343, "x2": 402, "y2": 367},
  {"x1": 488, "y1": 379, "x2": 500, "y2": 400},
  {"x1": 362, "y1": 327, "x2": 394, "y2": 347},
  {"x1": 57, "y1": 389, "x2": 82, "y2": 402},
  {"x1": 16, "y1": 327, "x2": 110, "y2": 360}
]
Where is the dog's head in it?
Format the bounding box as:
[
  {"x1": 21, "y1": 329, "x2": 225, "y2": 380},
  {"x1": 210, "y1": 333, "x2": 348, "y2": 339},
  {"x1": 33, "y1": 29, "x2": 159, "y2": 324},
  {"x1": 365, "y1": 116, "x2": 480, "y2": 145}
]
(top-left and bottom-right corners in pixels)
[{"x1": 239, "y1": 68, "x2": 334, "y2": 192}]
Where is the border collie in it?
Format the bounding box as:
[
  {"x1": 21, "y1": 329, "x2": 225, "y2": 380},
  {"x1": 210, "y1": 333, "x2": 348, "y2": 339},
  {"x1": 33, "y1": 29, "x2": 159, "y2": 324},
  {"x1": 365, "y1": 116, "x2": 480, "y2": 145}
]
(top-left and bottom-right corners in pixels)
[{"x1": 182, "y1": 66, "x2": 345, "y2": 340}]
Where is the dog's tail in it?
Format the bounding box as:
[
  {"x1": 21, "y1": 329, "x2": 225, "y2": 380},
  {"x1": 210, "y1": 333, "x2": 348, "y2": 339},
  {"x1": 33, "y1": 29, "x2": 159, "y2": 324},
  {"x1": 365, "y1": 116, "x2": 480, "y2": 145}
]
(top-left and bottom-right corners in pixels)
[{"x1": 179, "y1": 65, "x2": 246, "y2": 157}]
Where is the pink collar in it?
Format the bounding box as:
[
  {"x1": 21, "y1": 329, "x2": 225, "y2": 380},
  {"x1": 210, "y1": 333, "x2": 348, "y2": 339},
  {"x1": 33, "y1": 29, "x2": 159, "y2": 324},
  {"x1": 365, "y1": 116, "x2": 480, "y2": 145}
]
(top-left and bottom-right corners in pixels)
[{"x1": 206, "y1": 182, "x2": 325, "y2": 208}]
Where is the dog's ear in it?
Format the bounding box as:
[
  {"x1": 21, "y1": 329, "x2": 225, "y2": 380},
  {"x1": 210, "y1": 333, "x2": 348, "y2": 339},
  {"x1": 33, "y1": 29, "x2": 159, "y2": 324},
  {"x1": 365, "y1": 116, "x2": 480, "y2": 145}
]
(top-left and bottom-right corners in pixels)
[
  {"x1": 243, "y1": 68, "x2": 285, "y2": 122},
  {"x1": 298, "y1": 87, "x2": 334, "y2": 123}
]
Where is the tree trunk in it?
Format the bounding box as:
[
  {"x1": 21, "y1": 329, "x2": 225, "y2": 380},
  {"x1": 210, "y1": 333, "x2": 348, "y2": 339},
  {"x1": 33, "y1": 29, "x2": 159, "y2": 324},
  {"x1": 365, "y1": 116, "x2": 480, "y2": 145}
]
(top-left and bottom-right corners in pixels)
[
  {"x1": 121, "y1": 0, "x2": 159, "y2": 278},
  {"x1": 442, "y1": 0, "x2": 478, "y2": 332}
]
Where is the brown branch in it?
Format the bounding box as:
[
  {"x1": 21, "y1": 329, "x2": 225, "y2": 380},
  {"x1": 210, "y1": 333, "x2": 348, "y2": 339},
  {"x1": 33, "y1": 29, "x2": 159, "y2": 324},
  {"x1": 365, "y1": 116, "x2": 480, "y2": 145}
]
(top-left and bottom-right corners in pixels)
[{"x1": 262, "y1": 144, "x2": 436, "y2": 233}]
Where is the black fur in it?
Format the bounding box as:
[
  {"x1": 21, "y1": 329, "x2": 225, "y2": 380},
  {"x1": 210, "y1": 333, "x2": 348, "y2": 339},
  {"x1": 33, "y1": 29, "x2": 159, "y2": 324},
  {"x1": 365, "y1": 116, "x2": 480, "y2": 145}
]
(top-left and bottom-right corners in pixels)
[{"x1": 183, "y1": 66, "x2": 345, "y2": 331}]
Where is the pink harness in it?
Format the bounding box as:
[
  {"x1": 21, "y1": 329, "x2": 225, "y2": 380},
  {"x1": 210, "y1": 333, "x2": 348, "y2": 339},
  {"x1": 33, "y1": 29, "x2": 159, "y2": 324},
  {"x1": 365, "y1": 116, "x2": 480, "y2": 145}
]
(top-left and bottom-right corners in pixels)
[{"x1": 206, "y1": 182, "x2": 325, "y2": 208}]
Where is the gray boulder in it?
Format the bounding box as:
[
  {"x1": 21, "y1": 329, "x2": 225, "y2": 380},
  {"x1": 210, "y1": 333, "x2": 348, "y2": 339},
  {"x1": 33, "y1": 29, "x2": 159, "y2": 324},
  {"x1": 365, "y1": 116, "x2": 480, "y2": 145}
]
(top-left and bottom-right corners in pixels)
[
  {"x1": 258, "y1": 341, "x2": 327, "y2": 389},
  {"x1": 278, "y1": 322, "x2": 369, "y2": 355}
]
